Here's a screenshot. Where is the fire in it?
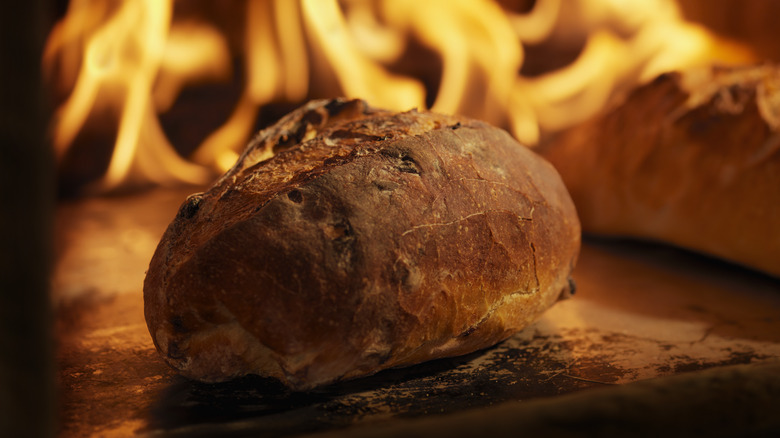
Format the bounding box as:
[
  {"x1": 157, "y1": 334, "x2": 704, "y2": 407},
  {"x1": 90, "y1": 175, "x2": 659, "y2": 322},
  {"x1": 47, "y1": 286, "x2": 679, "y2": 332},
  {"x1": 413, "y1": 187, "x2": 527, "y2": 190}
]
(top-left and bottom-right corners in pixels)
[
  {"x1": 44, "y1": 0, "x2": 214, "y2": 191},
  {"x1": 43, "y1": 0, "x2": 754, "y2": 193}
]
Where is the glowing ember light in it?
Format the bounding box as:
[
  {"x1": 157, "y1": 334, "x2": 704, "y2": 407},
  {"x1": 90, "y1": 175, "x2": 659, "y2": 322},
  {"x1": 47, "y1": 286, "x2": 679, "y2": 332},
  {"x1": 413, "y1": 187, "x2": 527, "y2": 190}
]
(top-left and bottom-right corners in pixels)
[{"x1": 43, "y1": 0, "x2": 755, "y2": 192}]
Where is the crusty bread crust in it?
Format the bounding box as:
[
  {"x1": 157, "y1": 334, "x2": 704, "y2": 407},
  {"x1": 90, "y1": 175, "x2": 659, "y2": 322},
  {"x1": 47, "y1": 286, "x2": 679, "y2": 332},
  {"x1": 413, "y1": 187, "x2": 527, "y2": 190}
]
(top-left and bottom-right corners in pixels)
[
  {"x1": 144, "y1": 99, "x2": 580, "y2": 389},
  {"x1": 540, "y1": 65, "x2": 780, "y2": 278}
]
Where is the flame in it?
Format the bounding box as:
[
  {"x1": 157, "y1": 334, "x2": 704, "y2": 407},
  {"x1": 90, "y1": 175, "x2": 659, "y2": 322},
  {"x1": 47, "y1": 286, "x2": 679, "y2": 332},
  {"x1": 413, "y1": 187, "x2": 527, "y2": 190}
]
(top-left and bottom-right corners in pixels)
[
  {"x1": 43, "y1": 0, "x2": 755, "y2": 192},
  {"x1": 194, "y1": 0, "x2": 312, "y2": 173},
  {"x1": 44, "y1": 0, "x2": 212, "y2": 191}
]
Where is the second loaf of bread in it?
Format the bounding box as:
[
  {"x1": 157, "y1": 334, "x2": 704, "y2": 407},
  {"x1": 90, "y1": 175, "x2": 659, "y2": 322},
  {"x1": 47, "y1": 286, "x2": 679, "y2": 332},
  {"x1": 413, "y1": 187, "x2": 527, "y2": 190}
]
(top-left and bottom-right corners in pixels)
[{"x1": 540, "y1": 65, "x2": 780, "y2": 278}]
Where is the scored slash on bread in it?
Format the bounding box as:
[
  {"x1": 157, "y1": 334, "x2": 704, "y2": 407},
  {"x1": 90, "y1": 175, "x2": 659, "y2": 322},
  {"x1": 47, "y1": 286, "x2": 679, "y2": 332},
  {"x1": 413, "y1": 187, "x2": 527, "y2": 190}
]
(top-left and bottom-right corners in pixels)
[{"x1": 143, "y1": 98, "x2": 580, "y2": 390}]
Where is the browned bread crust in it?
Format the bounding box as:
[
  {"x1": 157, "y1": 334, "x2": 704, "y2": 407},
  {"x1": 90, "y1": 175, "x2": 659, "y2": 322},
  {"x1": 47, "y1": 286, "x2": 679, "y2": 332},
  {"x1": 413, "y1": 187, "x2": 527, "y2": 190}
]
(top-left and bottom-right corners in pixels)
[
  {"x1": 144, "y1": 99, "x2": 580, "y2": 390},
  {"x1": 540, "y1": 65, "x2": 780, "y2": 278}
]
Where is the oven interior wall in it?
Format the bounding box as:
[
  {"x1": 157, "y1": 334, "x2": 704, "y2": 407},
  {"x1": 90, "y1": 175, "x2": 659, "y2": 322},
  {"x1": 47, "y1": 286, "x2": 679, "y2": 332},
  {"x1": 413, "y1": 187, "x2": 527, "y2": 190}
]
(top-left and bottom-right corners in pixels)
[{"x1": 0, "y1": 2, "x2": 56, "y2": 438}]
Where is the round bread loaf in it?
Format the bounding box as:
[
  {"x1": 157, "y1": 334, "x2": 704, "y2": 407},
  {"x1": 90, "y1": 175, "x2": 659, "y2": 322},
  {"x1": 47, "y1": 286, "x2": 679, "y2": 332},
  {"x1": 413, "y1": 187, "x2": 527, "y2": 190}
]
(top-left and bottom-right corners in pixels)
[{"x1": 143, "y1": 99, "x2": 580, "y2": 390}]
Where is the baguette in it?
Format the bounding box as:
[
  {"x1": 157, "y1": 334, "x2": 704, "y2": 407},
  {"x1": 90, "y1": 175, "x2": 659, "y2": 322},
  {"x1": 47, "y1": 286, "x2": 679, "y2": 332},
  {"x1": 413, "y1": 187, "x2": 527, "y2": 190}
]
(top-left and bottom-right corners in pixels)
[{"x1": 540, "y1": 65, "x2": 780, "y2": 277}]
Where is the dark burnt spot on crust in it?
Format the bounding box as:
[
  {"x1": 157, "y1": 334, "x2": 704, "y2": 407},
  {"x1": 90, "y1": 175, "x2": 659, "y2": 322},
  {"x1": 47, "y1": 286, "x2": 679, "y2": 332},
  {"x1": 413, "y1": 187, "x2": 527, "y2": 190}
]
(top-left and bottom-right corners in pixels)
[
  {"x1": 178, "y1": 193, "x2": 203, "y2": 220},
  {"x1": 170, "y1": 315, "x2": 187, "y2": 334},
  {"x1": 323, "y1": 98, "x2": 376, "y2": 122},
  {"x1": 329, "y1": 218, "x2": 354, "y2": 244},
  {"x1": 301, "y1": 108, "x2": 324, "y2": 126},
  {"x1": 287, "y1": 189, "x2": 304, "y2": 204},
  {"x1": 322, "y1": 154, "x2": 352, "y2": 167},
  {"x1": 322, "y1": 98, "x2": 374, "y2": 118},
  {"x1": 326, "y1": 217, "x2": 357, "y2": 270},
  {"x1": 275, "y1": 132, "x2": 298, "y2": 151},
  {"x1": 397, "y1": 156, "x2": 420, "y2": 174},
  {"x1": 166, "y1": 340, "x2": 184, "y2": 360},
  {"x1": 273, "y1": 110, "x2": 324, "y2": 153},
  {"x1": 380, "y1": 148, "x2": 421, "y2": 175},
  {"x1": 450, "y1": 122, "x2": 462, "y2": 130},
  {"x1": 324, "y1": 99, "x2": 351, "y2": 116},
  {"x1": 373, "y1": 180, "x2": 400, "y2": 192}
]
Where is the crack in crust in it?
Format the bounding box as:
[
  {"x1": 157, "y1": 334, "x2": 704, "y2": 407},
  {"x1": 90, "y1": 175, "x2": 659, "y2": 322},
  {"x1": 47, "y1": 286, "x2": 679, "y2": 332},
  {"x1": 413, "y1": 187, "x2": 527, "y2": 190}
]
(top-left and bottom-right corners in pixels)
[{"x1": 400, "y1": 210, "x2": 532, "y2": 236}]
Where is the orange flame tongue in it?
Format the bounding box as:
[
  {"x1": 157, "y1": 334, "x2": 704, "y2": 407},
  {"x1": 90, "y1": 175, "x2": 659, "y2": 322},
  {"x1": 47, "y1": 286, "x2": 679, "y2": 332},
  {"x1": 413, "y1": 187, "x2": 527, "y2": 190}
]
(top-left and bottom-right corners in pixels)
[{"x1": 46, "y1": 0, "x2": 213, "y2": 192}]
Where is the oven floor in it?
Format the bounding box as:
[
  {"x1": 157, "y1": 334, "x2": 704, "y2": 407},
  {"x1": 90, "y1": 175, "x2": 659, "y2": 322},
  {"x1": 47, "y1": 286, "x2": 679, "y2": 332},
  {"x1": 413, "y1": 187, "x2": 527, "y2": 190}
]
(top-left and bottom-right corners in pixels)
[{"x1": 53, "y1": 187, "x2": 780, "y2": 437}]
